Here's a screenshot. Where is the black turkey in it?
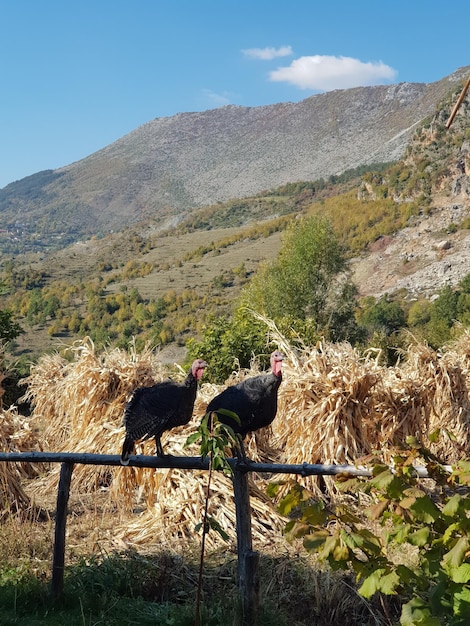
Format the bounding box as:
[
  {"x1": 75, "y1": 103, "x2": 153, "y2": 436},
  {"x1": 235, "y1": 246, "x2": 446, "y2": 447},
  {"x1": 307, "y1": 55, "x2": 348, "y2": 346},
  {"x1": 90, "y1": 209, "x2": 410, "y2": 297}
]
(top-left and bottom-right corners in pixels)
[
  {"x1": 205, "y1": 350, "x2": 285, "y2": 458},
  {"x1": 120, "y1": 358, "x2": 208, "y2": 465}
]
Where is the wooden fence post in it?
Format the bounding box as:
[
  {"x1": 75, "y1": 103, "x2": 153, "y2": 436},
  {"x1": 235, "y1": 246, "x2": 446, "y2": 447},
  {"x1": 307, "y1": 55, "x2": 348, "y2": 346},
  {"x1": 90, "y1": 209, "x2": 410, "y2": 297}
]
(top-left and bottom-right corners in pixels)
[
  {"x1": 51, "y1": 461, "x2": 74, "y2": 599},
  {"x1": 233, "y1": 467, "x2": 259, "y2": 626}
]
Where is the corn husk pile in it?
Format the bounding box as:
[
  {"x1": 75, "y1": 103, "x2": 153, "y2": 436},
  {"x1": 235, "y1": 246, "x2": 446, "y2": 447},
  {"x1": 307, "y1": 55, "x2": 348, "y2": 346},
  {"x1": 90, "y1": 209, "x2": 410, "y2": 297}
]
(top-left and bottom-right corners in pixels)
[
  {"x1": 21, "y1": 337, "x2": 164, "y2": 492},
  {"x1": 272, "y1": 341, "x2": 380, "y2": 495},
  {"x1": 365, "y1": 366, "x2": 430, "y2": 450},
  {"x1": 0, "y1": 404, "x2": 43, "y2": 517},
  {"x1": 111, "y1": 430, "x2": 285, "y2": 550},
  {"x1": 9, "y1": 325, "x2": 470, "y2": 548},
  {"x1": 400, "y1": 336, "x2": 470, "y2": 462},
  {"x1": 1, "y1": 346, "x2": 46, "y2": 515}
]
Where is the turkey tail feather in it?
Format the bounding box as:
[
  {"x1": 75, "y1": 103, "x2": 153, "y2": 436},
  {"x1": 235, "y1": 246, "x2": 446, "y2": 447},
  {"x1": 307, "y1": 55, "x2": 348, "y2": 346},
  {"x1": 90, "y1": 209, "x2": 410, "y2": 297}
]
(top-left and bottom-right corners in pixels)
[{"x1": 120, "y1": 437, "x2": 134, "y2": 466}]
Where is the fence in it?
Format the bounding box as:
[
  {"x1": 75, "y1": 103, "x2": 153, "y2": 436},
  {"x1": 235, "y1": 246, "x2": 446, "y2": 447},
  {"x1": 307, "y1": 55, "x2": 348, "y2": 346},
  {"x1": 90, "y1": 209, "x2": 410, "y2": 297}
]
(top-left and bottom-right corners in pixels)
[{"x1": 0, "y1": 451, "x2": 437, "y2": 625}]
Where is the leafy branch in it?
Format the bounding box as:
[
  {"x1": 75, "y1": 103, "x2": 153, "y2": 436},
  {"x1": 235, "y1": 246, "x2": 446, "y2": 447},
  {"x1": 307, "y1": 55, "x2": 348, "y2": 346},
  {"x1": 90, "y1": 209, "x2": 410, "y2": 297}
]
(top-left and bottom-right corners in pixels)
[
  {"x1": 274, "y1": 437, "x2": 470, "y2": 625},
  {"x1": 184, "y1": 411, "x2": 240, "y2": 625}
]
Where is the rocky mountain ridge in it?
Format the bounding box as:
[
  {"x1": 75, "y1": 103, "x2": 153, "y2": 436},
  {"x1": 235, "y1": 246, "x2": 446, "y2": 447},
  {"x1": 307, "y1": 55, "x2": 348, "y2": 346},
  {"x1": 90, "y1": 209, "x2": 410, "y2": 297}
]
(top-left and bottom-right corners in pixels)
[
  {"x1": 1, "y1": 66, "x2": 469, "y2": 247},
  {"x1": 351, "y1": 199, "x2": 470, "y2": 298},
  {"x1": 352, "y1": 93, "x2": 470, "y2": 299}
]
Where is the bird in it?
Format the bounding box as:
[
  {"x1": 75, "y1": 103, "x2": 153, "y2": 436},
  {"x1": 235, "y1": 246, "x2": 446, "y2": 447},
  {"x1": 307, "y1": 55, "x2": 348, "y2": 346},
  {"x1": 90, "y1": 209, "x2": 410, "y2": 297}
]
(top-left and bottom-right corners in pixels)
[
  {"x1": 120, "y1": 358, "x2": 208, "y2": 465},
  {"x1": 205, "y1": 350, "x2": 285, "y2": 459}
]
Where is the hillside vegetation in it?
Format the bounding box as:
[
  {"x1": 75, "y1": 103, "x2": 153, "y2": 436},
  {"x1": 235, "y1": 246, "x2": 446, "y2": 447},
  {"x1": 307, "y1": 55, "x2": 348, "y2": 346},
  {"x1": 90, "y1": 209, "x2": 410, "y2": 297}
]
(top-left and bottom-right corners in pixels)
[{"x1": 0, "y1": 76, "x2": 469, "y2": 377}]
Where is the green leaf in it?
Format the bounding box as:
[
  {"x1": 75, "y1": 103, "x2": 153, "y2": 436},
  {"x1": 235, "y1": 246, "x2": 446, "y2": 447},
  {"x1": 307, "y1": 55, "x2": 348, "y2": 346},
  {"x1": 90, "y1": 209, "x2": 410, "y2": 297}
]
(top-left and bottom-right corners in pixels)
[
  {"x1": 456, "y1": 460, "x2": 470, "y2": 474},
  {"x1": 335, "y1": 505, "x2": 361, "y2": 524},
  {"x1": 442, "y1": 537, "x2": 469, "y2": 571},
  {"x1": 266, "y1": 482, "x2": 283, "y2": 498},
  {"x1": 378, "y1": 570, "x2": 400, "y2": 595},
  {"x1": 208, "y1": 517, "x2": 230, "y2": 541},
  {"x1": 443, "y1": 522, "x2": 460, "y2": 544},
  {"x1": 455, "y1": 460, "x2": 470, "y2": 486},
  {"x1": 322, "y1": 535, "x2": 339, "y2": 558},
  {"x1": 405, "y1": 435, "x2": 420, "y2": 448},
  {"x1": 442, "y1": 493, "x2": 462, "y2": 517},
  {"x1": 370, "y1": 471, "x2": 405, "y2": 499},
  {"x1": 408, "y1": 527, "x2": 430, "y2": 547},
  {"x1": 409, "y1": 496, "x2": 440, "y2": 523},
  {"x1": 211, "y1": 408, "x2": 241, "y2": 425},
  {"x1": 333, "y1": 544, "x2": 349, "y2": 561},
  {"x1": 403, "y1": 487, "x2": 426, "y2": 498},
  {"x1": 389, "y1": 523, "x2": 411, "y2": 543},
  {"x1": 400, "y1": 597, "x2": 439, "y2": 626},
  {"x1": 370, "y1": 469, "x2": 395, "y2": 490},
  {"x1": 358, "y1": 568, "x2": 386, "y2": 598},
  {"x1": 370, "y1": 462, "x2": 389, "y2": 474},
  {"x1": 302, "y1": 503, "x2": 327, "y2": 526},
  {"x1": 278, "y1": 490, "x2": 302, "y2": 517},
  {"x1": 335, "y1": 477, "x2": 361, "y2": 492},
  {"x1": 184, "y1": 431, "x2": 201, "y2": 447},
  {"x1": 285, "y1": 522, "x2": 311, "y2": 540},
  {"x1": 395, "y1": 564, "x2": 418, "y2": 586},
  {"x1": 452, "y1": 586, "x2": 470, "y2": 617},
  {"x1": 341, "y1": 528, "x2": 382, "y2": 555},
  {"x1": 428, "y1": 429, "x2": 440, "y2": 443},
  {"x1": 450, "y1": 563, "x2": 470, "y2": 583},
  {"x1": 284, "y1": 520, "x2": 296, "y2": 534},
  {"x1": 303, "y1": 530, "x2": 330, "y2": 552}
]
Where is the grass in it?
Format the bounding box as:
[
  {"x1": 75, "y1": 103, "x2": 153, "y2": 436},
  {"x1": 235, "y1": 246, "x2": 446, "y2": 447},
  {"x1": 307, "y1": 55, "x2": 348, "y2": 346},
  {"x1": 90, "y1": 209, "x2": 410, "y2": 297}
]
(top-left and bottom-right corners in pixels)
[
  {"x1": 0, "y1": 551, "x2": 391, "y2": 626},
  {"x1": 0, "y1": 512, "x2": 393, "y2": 626}
]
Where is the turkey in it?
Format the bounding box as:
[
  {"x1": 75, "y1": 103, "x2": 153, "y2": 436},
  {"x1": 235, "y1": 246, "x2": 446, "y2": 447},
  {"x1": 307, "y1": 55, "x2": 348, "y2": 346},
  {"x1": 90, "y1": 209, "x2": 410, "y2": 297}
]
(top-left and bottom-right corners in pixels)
[
  {"x1": 120, "y1": 358, "x2": 208, "y2": 465},
  {"x1": 205, "y1": 350, "x2": 285, "y2": 458}
]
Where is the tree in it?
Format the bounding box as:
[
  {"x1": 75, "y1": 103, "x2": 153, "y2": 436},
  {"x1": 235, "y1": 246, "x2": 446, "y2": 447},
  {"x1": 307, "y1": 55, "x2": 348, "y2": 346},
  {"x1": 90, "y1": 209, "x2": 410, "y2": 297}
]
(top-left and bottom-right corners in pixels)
[
  {"x1": 0, "y1": 309, "x2": 23, "y2": 344},
  {"x1": 357, "y1": 295, "x2": 406, "y2": 336},
  {"x1": 240, "y1": 215, "x2": 359, "y2": 342},
  {"x1": 407, "y1": 299, "x2": 431, "y2": 327},
  {"x1": 430, "y1": 285, "x2": 458, "y2": 328},
  {"x1": 186, "y1": 309, "x2": 268, "y2": 383}
]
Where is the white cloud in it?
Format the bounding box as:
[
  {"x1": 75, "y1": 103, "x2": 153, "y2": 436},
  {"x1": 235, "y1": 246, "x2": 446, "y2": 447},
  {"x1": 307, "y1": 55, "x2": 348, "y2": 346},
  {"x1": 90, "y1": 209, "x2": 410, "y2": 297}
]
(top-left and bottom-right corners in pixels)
[
  {"x1": 202, "y1": 89, "x2": 232, "y2": 107},
  {"x1": 243, "y1": 45, "x2": 293, "y2": 61},
  {"x1": 269, "y1": 55, "x2": 397, "y2": 91}
]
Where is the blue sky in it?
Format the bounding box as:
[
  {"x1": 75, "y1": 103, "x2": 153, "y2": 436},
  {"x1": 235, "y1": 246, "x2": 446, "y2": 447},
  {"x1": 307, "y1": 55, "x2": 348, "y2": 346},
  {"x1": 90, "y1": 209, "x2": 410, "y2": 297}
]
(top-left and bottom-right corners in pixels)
[{"x1": 1, "y1": 0, "x2": 469, "y2": 189}]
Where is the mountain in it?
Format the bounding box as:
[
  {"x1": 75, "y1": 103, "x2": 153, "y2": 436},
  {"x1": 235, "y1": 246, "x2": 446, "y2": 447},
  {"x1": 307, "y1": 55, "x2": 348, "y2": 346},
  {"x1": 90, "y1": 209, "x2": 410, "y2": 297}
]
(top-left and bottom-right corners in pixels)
[
  {"x1": 1, "y1": 66, "x2": 470, "y2": 367},
  {"x1": 1, "y1": 66, "x2": 469, "y2": 252}
]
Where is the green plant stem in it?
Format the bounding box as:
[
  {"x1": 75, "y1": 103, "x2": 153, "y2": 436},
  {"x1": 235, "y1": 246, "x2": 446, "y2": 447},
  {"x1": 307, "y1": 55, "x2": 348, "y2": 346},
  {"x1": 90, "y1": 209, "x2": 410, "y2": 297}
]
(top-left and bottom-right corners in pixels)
[{"x1": 195, "y1": 429, "x2": 214, "y2": 626}]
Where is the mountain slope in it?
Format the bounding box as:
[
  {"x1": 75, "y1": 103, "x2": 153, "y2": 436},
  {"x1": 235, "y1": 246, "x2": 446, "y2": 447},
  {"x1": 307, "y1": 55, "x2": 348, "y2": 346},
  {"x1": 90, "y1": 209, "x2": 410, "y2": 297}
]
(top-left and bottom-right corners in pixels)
[
  {"x1": 1, "y1": 66, "x2": 469, "y2": 249},
  {"x1": 2, "y1": 75, "x2": 470, "y2": 364}
]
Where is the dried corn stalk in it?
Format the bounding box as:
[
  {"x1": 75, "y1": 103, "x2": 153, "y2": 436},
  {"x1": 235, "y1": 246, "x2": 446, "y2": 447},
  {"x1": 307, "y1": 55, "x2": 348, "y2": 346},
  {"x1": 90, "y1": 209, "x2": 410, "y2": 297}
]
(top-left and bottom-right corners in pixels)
[
  {"x1": 16, "y1": 325, "x2": 470, "y2": 547},
  {"x1": 0, "y1": 405, "x2": 44, "y2": 516},
  {"x1": 23, "y1": 337, "x2": 167, "y2": 492}
]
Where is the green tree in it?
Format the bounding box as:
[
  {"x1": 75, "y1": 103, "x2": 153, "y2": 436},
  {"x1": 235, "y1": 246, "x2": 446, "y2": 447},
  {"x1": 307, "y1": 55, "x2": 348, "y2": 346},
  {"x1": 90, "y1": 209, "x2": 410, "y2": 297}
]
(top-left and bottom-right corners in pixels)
[
  {"x1": 186, "y1": 309, "x2": 269, "y2": 383},
  {"x1": 0, "y1": 309, "x2": 24, "y2": 344},
  {"x1": 241, "y1": 215, "x2": 359, "y2": 342},
  {"x1": 358, "y1": 295, "x2": 406, "y2": 336},
  {"x1": 430, "y1": 285, "x2": 458, "y2": 328},
  {"x1": 407, "y1": 299, "x2": 432, "y2": 327}
]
